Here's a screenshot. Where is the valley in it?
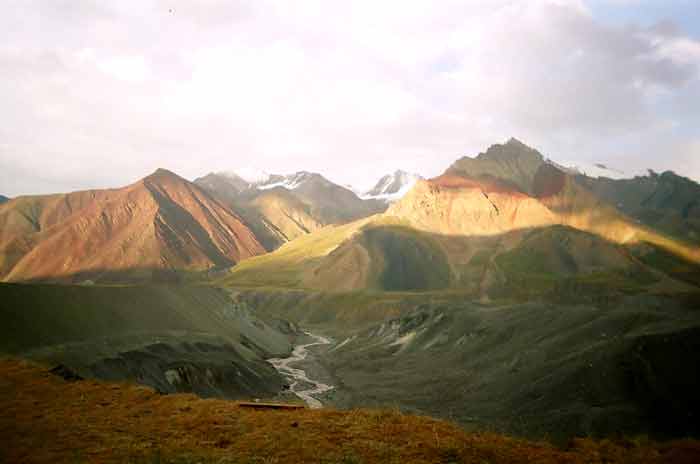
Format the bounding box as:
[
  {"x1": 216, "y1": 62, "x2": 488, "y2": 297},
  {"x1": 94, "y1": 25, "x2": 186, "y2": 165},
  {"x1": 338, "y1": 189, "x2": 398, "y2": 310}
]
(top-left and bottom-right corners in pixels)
[
  {"x1": 229, "y1": 288, "x2": 700, "y2": 443},
  {"x1": 2, "y1": 138, "x2": 700, "y2": 461}
]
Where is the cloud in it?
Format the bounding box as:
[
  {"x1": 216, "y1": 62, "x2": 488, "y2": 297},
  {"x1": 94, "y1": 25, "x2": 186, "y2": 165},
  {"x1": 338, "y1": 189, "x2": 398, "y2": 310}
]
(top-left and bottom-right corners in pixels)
[
  {"x1": 0, "y1": 0, "x2": 699, "y2": 195},
  {"x1": 97, "y1": 55, "x2": 153, "y2": 82}
]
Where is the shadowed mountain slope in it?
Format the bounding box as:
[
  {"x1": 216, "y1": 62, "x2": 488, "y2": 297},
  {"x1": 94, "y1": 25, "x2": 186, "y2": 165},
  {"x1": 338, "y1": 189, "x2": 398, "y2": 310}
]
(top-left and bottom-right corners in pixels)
[
  {"x1": 0, "y1": 169, "x2": 265, "y2": 283},
  {"x1": 576, "y1": 170, "x2": 700, "y2": 245},
  {"x1": 289, "y1": 172, "x2": 387, "y2": 224},
  {"x1": 248, "y1": 187, "x2": 325, "y2": 242},
  {"x1": 318, "y1": 296, "x2": 700, "y2": 442},
  {"x1": 0, "y1": 283, "x2": 291, "y2": 399}
]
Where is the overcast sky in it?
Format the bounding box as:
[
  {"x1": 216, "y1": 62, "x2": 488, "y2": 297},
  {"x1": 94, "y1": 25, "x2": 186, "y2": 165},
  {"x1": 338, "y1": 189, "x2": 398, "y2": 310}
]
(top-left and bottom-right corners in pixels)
[{"x1": 2, "y1": 0, "x2": 699, "y2": 196}]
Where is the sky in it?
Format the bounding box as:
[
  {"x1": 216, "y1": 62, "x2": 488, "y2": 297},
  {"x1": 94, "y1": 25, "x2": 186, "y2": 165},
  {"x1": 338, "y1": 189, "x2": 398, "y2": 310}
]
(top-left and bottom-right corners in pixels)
[{"x1": 1, "y1": 0, "x2": 699, "y2": 196}]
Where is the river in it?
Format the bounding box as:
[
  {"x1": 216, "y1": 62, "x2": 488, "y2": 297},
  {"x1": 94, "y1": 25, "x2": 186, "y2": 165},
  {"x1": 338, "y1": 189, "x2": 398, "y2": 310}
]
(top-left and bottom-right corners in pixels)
[{"x1": 267, "y1": 332, "x2": 333, "y2": 409}]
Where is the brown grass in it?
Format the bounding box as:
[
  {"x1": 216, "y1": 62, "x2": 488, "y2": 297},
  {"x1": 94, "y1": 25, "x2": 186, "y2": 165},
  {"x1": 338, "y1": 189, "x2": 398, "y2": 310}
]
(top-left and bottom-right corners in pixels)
[{"x1": 1, "y1": 358, "x2": 699, "y2": 463}]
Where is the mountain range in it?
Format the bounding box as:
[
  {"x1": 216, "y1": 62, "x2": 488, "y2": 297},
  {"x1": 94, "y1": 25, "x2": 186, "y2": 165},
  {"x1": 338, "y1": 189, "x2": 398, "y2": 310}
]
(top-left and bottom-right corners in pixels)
[
  {"x1": 2, "y1": 138, "x2": 699, "y2": 290},
  {"x1": 223, "y1": 138, "x2": 700, "y2": 296}
]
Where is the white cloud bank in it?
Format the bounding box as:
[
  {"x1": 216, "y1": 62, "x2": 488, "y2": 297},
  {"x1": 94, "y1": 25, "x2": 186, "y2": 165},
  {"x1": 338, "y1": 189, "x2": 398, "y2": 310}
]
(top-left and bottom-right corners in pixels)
[{"x1": 1, "y1": 0, "x2": 699, "y2": 195}]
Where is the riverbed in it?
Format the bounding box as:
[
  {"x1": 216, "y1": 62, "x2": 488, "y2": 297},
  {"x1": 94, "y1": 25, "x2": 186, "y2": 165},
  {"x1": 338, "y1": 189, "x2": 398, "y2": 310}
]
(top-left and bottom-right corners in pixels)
[{"x1": 267, "y1": 332, "x2": 334, "y2": 408}]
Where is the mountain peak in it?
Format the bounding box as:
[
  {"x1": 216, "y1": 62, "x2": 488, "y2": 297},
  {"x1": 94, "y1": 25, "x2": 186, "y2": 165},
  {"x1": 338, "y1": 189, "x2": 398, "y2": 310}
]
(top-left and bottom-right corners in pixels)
[
  {"x1": 291, "y1": 171, "x2": 321, "y2": 181},
  {"x1": 146, "y1": 168, "x2": 182, "y2": 180},
  {"x1": 362, "y1": 170, "x2": 422, "y2": 202},
  {"x1": 477, "y1": 138, "x2": 543, "y2": 163},
  {"x1": 505, "y1": 137, "x2": 527, "y2": 147},
  {"x1": 446, "y1": 139, "x2": 545, "y2": 194},
  {"x1": 142, "y1": 169, "x2": 192, "y2": 191}
]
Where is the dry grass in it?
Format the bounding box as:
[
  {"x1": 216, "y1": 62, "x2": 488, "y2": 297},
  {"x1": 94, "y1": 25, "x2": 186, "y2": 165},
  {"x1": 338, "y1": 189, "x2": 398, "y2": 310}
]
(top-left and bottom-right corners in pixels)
[{"x1": 1, "y1": 358, "x2": 699, "y2": 463}]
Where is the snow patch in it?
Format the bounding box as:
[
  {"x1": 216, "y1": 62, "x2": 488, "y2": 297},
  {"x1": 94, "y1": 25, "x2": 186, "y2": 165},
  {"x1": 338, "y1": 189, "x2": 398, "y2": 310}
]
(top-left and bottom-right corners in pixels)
[
  {"x1": 257, "y1": 172, "x2": 309, "y2": 190},
  {"x1": 361, "y1": 170, "x2": 422, "y2": 203},
  {"x1": 230, "y1": 168, "x2": 271, "y2": 184},
  {"x1": 551, "y1": 159, "x2": 644, "y2": 180}
]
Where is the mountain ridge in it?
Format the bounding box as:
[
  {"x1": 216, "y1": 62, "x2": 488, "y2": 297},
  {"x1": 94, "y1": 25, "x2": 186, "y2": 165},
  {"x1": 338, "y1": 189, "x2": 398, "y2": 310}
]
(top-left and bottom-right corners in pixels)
[{"x1": 0, "y1": 168, "x2": 265, "y2": 283}]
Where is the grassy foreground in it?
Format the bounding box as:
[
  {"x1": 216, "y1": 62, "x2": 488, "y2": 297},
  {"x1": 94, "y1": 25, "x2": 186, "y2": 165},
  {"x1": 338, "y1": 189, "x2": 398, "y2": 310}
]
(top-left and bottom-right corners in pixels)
[{"x1": 1, "y1": 359, "x2": 699, "y2": 463}]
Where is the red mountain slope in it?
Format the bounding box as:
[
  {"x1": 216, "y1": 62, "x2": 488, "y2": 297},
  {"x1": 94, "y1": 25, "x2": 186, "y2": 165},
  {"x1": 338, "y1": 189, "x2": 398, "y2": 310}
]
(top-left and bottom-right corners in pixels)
[{"x1": 0, "y1": 169, "x2": 265, "y2": 282}]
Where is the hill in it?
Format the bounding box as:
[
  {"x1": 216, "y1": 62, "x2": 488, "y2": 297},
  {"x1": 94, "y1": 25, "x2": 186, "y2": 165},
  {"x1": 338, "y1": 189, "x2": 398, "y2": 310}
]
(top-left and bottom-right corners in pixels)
[
  {"x1": 317, "y1": 294, "x2": 700, "y2": 441},
  {"x1": 0, "y1": 283, "x2": 291, "y2": 398},
  {"x1": 0, "y1": 169, "x2": 265, "y2": 283},
  {"x1": 0, "y1": 195, "x2": 8, "y2": 204},
  {"x1": 2, "y1": 358, "x2": 699, "y2": 463}
]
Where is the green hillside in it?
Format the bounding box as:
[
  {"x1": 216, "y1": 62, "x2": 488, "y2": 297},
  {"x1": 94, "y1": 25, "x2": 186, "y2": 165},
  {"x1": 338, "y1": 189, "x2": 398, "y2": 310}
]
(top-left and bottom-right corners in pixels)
[{"x1": 0, "y1": 283, "x2": 292, "y2": 399}]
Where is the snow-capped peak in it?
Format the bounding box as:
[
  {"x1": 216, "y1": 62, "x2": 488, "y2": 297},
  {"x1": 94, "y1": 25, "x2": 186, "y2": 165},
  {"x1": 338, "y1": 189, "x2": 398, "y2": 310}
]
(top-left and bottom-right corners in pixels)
[
  {"x1": 361, "y1": 170, "x2": 422, "y2": 203},
  {"x1": 256, "y1": 172, "x2": 316, "y2": 191},
  {"x1": 547, "y1": 159, "x2": 643, "y2": 180}
]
